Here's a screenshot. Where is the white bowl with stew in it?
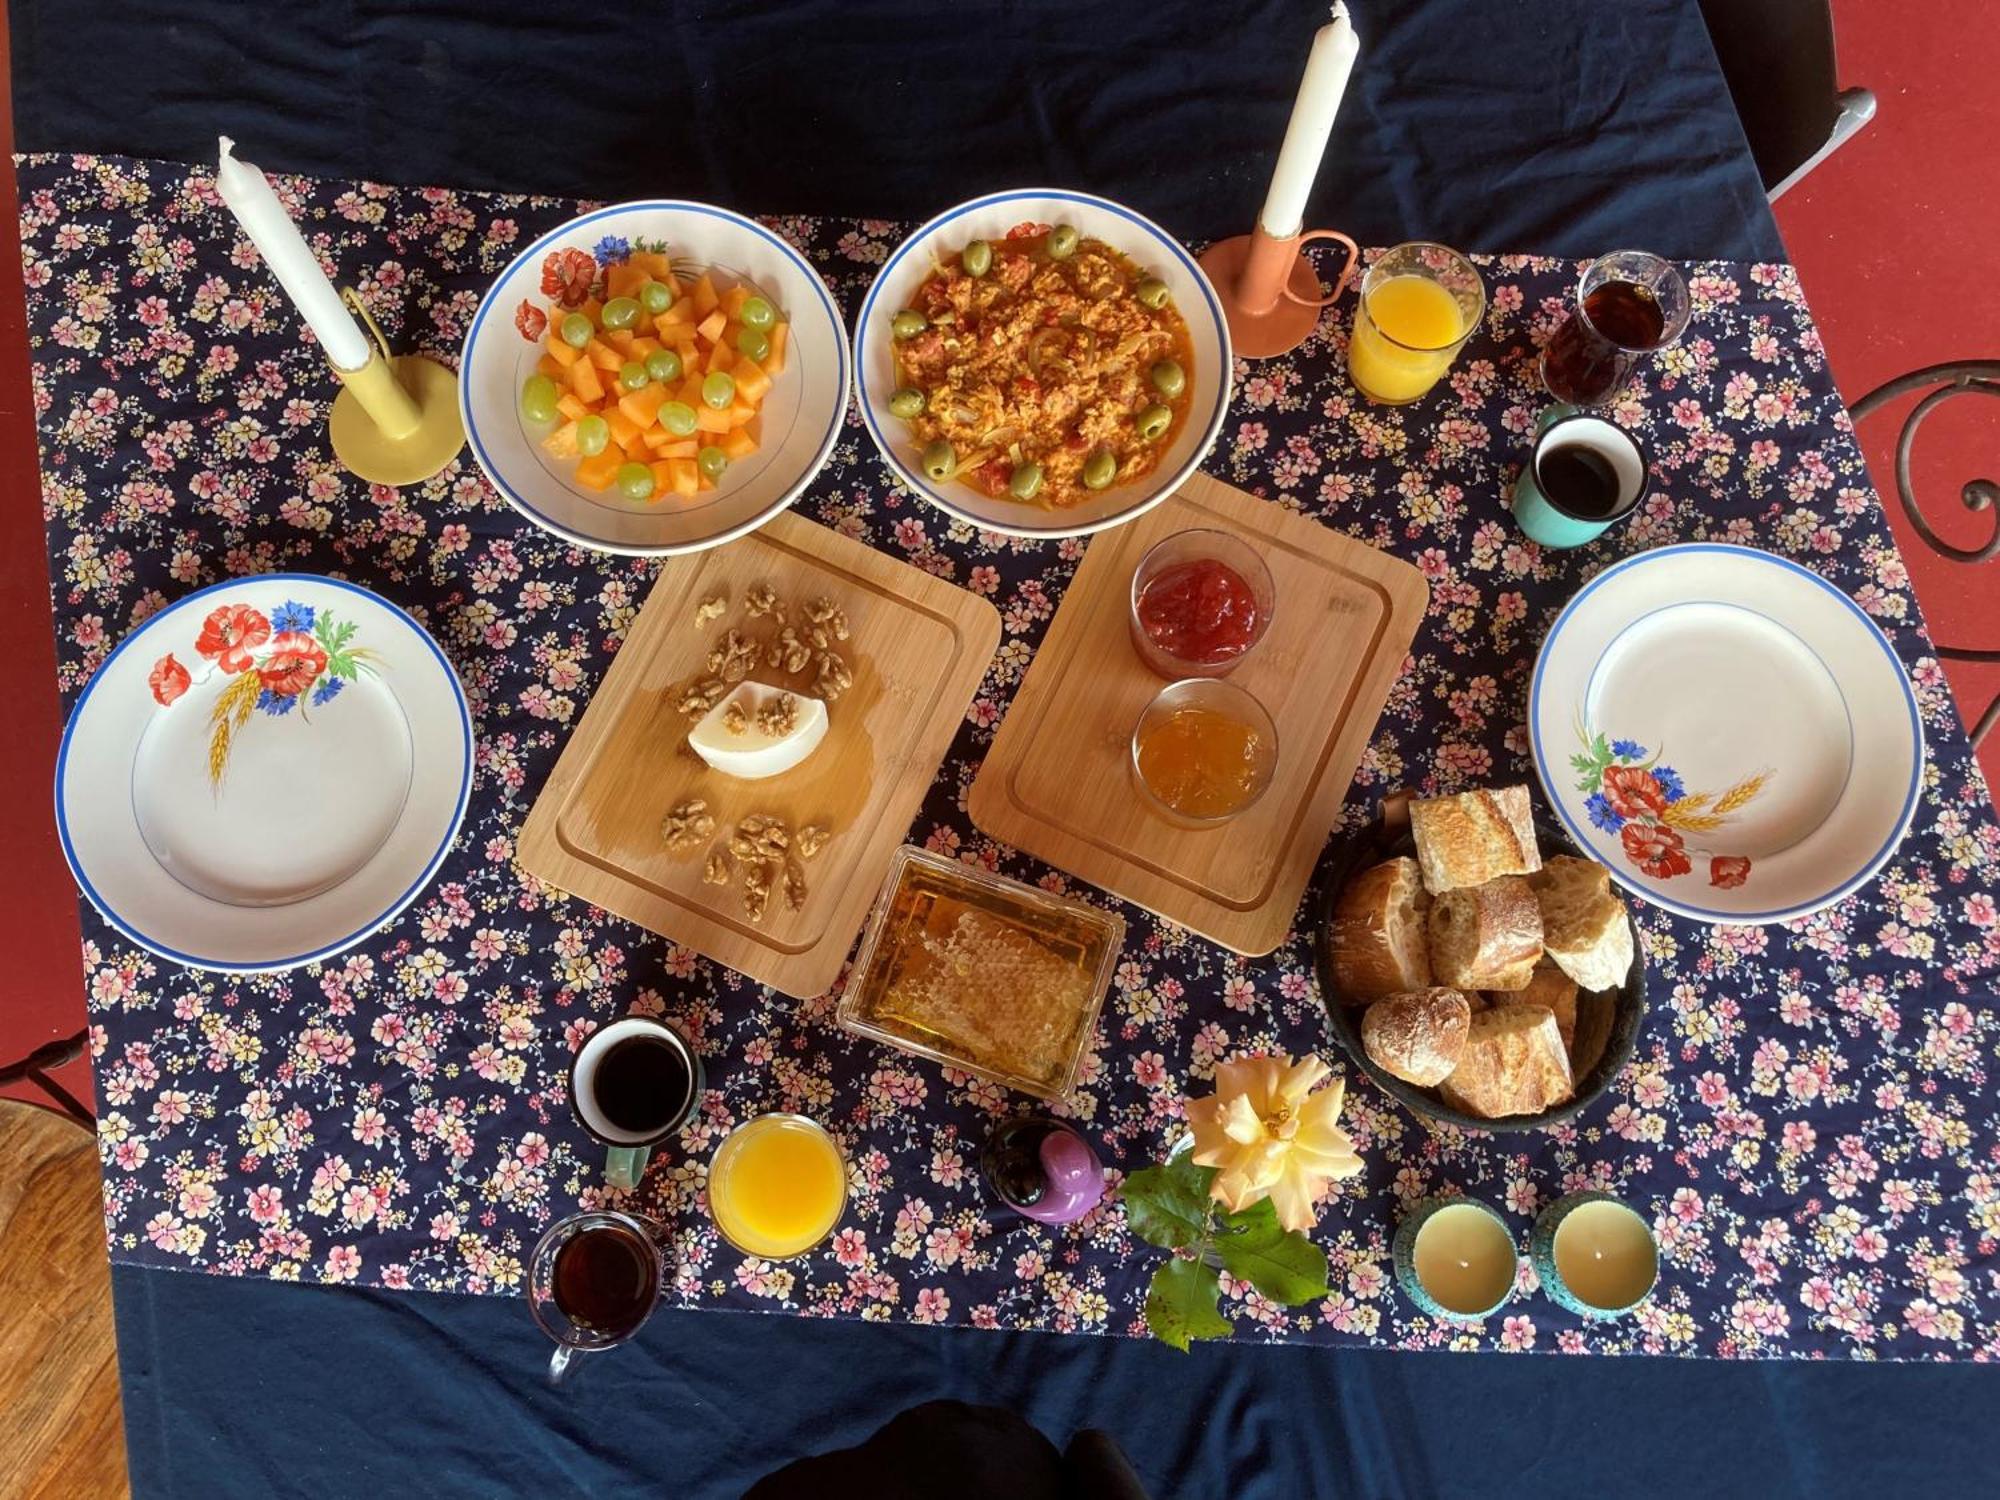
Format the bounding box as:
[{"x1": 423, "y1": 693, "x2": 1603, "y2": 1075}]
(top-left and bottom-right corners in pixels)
[{"x1": 855, "y1": 189, "x2": 1232, "y2": 540}]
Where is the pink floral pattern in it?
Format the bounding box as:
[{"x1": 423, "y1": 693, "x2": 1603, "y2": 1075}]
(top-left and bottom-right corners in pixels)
[{"x1": 25, "y1": 154, "x2": 2000, "y2": 1359}]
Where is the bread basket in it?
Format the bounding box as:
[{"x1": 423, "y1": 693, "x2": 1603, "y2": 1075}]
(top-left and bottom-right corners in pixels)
[{"x1": 1311, "y1": 813, "x2": 1647, "y2": 1132}]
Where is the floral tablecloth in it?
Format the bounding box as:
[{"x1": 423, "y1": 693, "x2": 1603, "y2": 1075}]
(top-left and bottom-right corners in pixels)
[{"x1": 25, "y1": 153, "x2": 2000, "y2": 1360}]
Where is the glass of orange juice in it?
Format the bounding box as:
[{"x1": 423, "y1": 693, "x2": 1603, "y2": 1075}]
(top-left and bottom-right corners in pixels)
[
  {"x1": 1346, "y1": 242, "x2": 1486, "y2": 405},
  {"x1": 707, "y1": 1113, "x2": 848, "y2": 1259}
]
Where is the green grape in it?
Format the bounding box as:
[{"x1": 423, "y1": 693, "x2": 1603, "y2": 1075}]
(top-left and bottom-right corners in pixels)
[
  {"x1": 736, "y1": 327, "x2": 771, "y2": 363},
  {"x1": 575, "y1": 414, "x2": 610, "y2": 457},
  {"x1": 660, "y1": 401, "x2": 698, "y2": 437},
  {"x1": 701, "y1": 371, "x2": 737, "y2": 410},
  {"x1": 600, "y1": 296, "x2": 642, "y2": 331},
  {"x1": 739, "y1": 295, "x2": 776, "y2": 330},
  {"x1": 559, "y1": 312, "x2": 593, "y2": 348},
  {"x1": 616, "y1": 462, "x2": 656, "y2": 502},
  {"x1": 618, "y1": 360, "x2": 651, "y2": 391},
  {"x1": 645, "y1": 348, "x2": 682, "y2": 383},
  {"x1": 697, "y1": 445, "x2": 729, "y2": 480},
  {"x1": 639, "y1": 279, "x2": 674, "y2": 315},
  {"x1": 519, "y1": 374, "x2": 560, "y2": 423}
]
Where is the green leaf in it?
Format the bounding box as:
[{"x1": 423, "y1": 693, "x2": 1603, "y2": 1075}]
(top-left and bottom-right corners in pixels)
[
  {"x1": 1144, "y1": 1256, "x2": 1232, "y2": 1352},
  {"x1": 1121, "y1": 1156, "x2": 1218, "y2": 1250},
  {"x1": 1214, "y1": 1198, "x2": 1332, "y2": 1305},
  {"x1": 1570, "y1": 752, "x2": 1600, "y2": 776},
  {"x1": 1589, "y1": 732, "x2": 1612, "y2": 764}
]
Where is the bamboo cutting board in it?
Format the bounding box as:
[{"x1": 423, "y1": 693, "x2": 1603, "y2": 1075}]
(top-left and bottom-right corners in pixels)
[
  {"x1": 968, "y1": 473, "x2": 1428, "y2": 955},
  {"x1": 519, "y1": 511, "x2": 999, "y2": 998}
]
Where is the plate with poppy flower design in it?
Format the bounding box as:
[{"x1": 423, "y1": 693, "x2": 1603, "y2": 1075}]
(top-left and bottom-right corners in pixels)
[
  {"x1": 55, "y1": 575, "x2": 472, "y2": 971},
  {"x1": 1529, "y1": 543, "x2": 1923, "y2": 925}
]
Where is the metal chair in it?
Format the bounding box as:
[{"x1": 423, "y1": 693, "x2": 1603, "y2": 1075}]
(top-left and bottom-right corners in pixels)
[
  {"x1": 1850, "y1": 362, "x2": 2000, "y2": 747},
  {"x1": 1697, "y1": 0, "x2": 1877, "y2": 199}
]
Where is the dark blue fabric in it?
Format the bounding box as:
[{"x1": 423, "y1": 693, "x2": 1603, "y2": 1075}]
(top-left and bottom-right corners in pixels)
[
  {"x1": 113, "y1": 1265, "x2": 1996, "y2": 1498},
  {"x1": 7, "y1": 0, "x2": 1781, "y2": 260}
]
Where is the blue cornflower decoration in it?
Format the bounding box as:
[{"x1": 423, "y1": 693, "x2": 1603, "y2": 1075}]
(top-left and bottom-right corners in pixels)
[
  {"x1": 1610, "y1": 738, "x2": 1646, "y2": 760},
  {"x1": 593, "y1": 235, "x2": 632, "y2": 266},
  {"x1": 1585, "y1": 792, "x2": 1625, "y2": 834},
  {"x1": 311, "y1": 676, "x2": 345, "y2": 707},
  {"x1": 270, "y1": 600, "x2": 315, "y2": 634},
  {"x1": 1654, "y1": 765, "x2": 1686, "y2": 804},
  {"x1": 255, "y1": 689, "x2": 297, "y2": 716}
]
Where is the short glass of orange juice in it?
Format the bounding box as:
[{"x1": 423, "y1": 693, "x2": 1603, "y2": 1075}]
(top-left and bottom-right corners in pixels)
[
  {"x1": 707, "y1": 1113, "x2": 848, "y2": 1259},
  {"x1": 1346, "y1": 242, "x2": 1486, "y2": 405}
]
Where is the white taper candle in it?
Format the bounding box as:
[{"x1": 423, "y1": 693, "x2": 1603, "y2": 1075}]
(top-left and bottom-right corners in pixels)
[
  {"x1": 1257, "y1": 3, "x2": 1361, "y2": 240},
  {"x1": 215, "y1": 136, "x2": 371, "y2": 371}
]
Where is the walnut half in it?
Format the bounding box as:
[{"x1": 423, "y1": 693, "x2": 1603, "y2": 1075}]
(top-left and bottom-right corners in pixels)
[
  {"x1": 676, "y1": 676, "x2": 726, "y2": 717},
  {"x1": 794, "y1": 824, "x2": 830, "y2": 861},
  {"x1": 702, "y1": 845, "x2": 732, "y2": 885},
  {"x1": 692, "y1": 593, "x2": 727, "y2": 629},
  {"x1": 662, "y1": 798, "x2": 716, "y2": 852}
]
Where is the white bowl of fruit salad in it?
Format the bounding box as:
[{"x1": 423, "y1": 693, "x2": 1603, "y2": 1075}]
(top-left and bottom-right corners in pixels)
[{"x1": 461, "y1": 201, "x2": 849, "y2": 555}]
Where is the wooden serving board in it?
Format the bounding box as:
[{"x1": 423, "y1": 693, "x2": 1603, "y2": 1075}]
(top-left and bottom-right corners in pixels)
[
  {"x1": 967, "y1": 473, "x2": 1428, "y2": 956},
  {"x1": 519, "y1": 510, "x2": 999, "y2": 998}
]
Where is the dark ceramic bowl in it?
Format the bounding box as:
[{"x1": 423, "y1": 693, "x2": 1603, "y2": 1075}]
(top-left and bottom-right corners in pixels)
[{"x1": 1312, "y1": 818, "x2": 1646, "y2": 1132}]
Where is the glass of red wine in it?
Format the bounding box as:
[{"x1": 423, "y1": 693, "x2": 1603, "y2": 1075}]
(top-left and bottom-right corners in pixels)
[
  {"x1": 1539, "y1": 251, "x2": 1691, "y2": 406},
  {"x1": 528, "y1": 1210, "x2": 667, "y2": 1382}
]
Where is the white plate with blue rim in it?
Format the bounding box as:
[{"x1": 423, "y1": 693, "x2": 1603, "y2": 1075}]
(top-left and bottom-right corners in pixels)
[
  {"x1": 1529, "y1": 543, "x2": 1923, "y2": 925},
  {"x1": 459, "y1": 200, "x2": 849, "y2": 556},
  {"x1": 55, "y1": 576, "x2": 472, "y2": 971},
  {"x1": 854, "y1": 188, "x2": 1231, "y2": 539}
]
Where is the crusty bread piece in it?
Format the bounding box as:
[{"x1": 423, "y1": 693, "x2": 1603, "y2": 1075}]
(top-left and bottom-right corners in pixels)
[
  {"x1": 1492, "y1": 961, "x2": 1579, "y2": 1050},
  {"x1": 1328, "y1": 858, "x2": 1432, "y2": 1002},
  {"x1": 1360, "y1": 987, "x2": 1472, "y2": 1086},
  {"x1": 1428, "y1": 877, "x2": 1544, "y2": 992},
  {"x1": 1438, "y1": 1005, "x2": 1575, "y2": 1118},
  {"x1": 1568, "y1": 990, "x2": 1616, "y2": 1080},
  {"x1": 1409, "y1": 786, "x2": 1542, "y2": 893},
  {"x1": 1528, "y1": 856, "x2": 1634, "y2": 992}
]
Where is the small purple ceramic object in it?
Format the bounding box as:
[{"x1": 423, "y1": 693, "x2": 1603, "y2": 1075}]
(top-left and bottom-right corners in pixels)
[{"x1": 979, "y1": 1117, "x2": 1107, "y2": 1225}]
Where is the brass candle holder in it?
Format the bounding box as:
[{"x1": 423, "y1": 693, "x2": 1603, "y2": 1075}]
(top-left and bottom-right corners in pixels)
[
  {"x1": 325, "y1": 288, "x2": 465, "y2": 485},
  {"x1": 1198, "y1": 225, "x2": 1360, "y2": 360}
]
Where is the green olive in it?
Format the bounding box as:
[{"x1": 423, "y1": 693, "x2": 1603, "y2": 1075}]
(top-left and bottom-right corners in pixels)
[
  {"x1": 1082, "y1": 449, "x2": 1118, "y2": 490},
  {"x1": 921, "y1": 439, "x2": 956, "y2": 481},
  {"x1": 1150, "y1": 359, "x2": 1186, "y2": 399},
  {"x1": 1135, "y1": 278, "x2": 1170, "y2": 310},
  {"x1": 887, "y1": 387, "x2": 927, "y2": 420},
  {"x1": 892, "y1": 309, "x2": 929, "y2": 339},
  {"x1": 1009, "y1": 462, "x2": 1044, "y2": 501},
  {"x1": 1135, "y1": 404, "x2": 1173, "y2": 441},
  {"x1": 1048, "y1": 224, "x2": 1080, "y2": 259},
  {"x1": 961, "y1": 239, "x2": 992, "y2": 278}
]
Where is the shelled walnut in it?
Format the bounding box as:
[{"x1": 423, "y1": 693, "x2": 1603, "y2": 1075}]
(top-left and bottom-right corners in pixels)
[
  {"x1": 721, "y1": 699, "x2": 750, "y2": 736},
  {"x1": 766, "y1": 626, "x2": 811, "y2": 675},
  {"x1": 742, "y1": 861, "x2": 774, "y2": 923},
  {"x1": 812, "y1": 649, "x2": 852, "y2": 703},
  {"x1": 730, "y1": 814, "x2": 790, "y2": 862},
  {"x1": 692, "y1": 593, "x2": 727, "y2": 629},
  {"x1": 781, "y1": 858, "x2": 808, "y2": 913},
  {"x1": 802, "y1": 596, "x2": 850, "y2": 647},
  {"x1": 662, "y1": 799, "x2": 715, "y2": 852},
  {"x1": 795, "y1": 824, "x2": 830, "y2": 861},
  {"x1": 702, "y1": 845, "x2": 732, "y2": 885},
  {"x1": 744, "y1": 583, "x2": 785, "y2": 622},
  {"x1": 707, "y1": 628, "x2": 760, "y2": 685},
  {"x1": 756, "y1": 692, "x2": 800, "y2": 738},
  {"x1": 676, "y1": 676, "x2": 726, "y2": 717}
]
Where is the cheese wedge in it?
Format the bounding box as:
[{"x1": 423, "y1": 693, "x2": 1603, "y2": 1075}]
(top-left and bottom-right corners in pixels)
[{"x1": 688, "y1": 681, "x2": 827, "y2": 780}]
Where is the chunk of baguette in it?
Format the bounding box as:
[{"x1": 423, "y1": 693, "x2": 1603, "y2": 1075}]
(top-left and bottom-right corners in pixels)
[
  {"x1": 1527, "y1": 856, "x2": 1634, "y2": 992},
  {"x1": 1428, "y1": 877, "x2": 1544, "y2": 992},
  {"x1": 1438, "y1": 1005, "x2": 1574, "y2": 1118},
  {"x1": 1328, "y1": 857, "x2": 1432, "y2": 1002},
  {"x1": 1409, "y1": 786, "x2": 1542, "y2": 893},
  {"x1": 1360, "y1": 987, "x2": 1472, "y2": 1087}
]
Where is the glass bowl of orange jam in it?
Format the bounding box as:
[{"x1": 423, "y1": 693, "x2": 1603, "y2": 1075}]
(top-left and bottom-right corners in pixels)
[{"x1": 1129, "y1": 678, "x2": 1279, "y2": 827}]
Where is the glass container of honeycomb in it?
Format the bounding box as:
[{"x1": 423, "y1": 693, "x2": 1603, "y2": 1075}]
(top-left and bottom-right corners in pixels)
[{"x1": 839, "y1": 846, "x2": 1126, "y2": 1100}]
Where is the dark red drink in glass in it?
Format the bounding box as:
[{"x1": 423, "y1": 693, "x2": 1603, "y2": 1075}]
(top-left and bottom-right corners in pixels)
[{"x1": 1539, "y1": 251, "x2": 1690, "y2": 406}]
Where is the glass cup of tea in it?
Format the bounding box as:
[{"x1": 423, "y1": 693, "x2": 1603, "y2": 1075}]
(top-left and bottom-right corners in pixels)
[
  {"x1": 1346, "y1": 242, "x2": 1486, "y2": 405},
  {"x1": 528, "y1": 1209, "x2": 666, "y2": 1382},
  {"x1": 1539, "y1": 250, "x2": 1691, "y2": 406},
  {"x1": 1510, "y1": 404, "x2": 1651, "y2": 548},
  {"x1": 568, "y1": 1015, "x2": 704, "y2": 1191}
]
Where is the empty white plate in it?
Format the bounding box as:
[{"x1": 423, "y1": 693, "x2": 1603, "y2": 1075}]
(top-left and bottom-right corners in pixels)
[
  {"x1": 1530, "y1": 543, "x2": 1923, "y2": 924},
  {"x1": 56, "y1": 575, "x2": 471, "y2": 970}
]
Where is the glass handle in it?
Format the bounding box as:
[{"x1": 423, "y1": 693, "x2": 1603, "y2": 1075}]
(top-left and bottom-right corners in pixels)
[
  {"x1": 604, "y1": 1144, "x2": 651, "y2": 1191},
  {"x1": 1281, "y1": 229, "x2": 1360, "y2": 309},
  {"x1": 548, "y1": 1343, "x2": 575, "y2": 1384}
]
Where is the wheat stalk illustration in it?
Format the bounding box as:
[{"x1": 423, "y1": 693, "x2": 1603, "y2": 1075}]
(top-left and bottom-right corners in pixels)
[{"x1": 207, "y1": 670, "x2": 262, "y2": 790}]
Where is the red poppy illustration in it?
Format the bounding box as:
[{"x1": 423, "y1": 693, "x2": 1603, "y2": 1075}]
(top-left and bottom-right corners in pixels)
[
  {"x1": 538, "y1": 247, "x2": 597, "y2": 308},
  {"x1": 148, "y1": 652, "x2": 190, "y2": 706},
  {"x1": 1709, "y1": 856, "x2": 1753, "y2": 889},
  {"x1": 256, "y1": 631, "x2": 329, "y2": 697},
  {"x1": 514, "y1": 298, "x2": 547, "y2": 342},
  {"x1": 1602, "y1": 764, "x2": 1670, "y2": 820},
  {"x1": 1621, "y1": 820, "x2": 1692, "y2": 879},
  {"x1": 194, "y1": 603, "x2": 270, "y2": 673}
]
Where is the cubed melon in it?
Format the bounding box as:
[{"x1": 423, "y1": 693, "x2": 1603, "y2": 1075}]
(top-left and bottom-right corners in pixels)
[
  {"x1": 568, "y1": 359, "x2": 605, "y2": 404},
  {"x1": 695, "y1": 404, "x2": 735, "y2": 434},
  {"x1": 630, "y1": 250, "x2": 673, "y2": 278},
  {"x1": 556, "y1": 393, "x2": 590, "y2": 422},
  {"x1": 604, "y1": 408, "x2": 642, "y2": 451},
  {"x1": 732, "y1": 359, "x2": 772, "y2": 404},
  {"x1": 618, "y1": 383, "x2": 670, "y2": 429},
  {"x1": 764, "y1": 322, "x2": 788, "y2": 373},
  {"x1": 603, "y1": 329, "x2": 637, "y2": 356},
  {"x1": 605, "y1": 262, "x2": 647, "y2": 299},
  {"x1": 585, "y1": 338, "x2": 623, "y2": 372},
  {"x1": 574, "y1": 450, "x2": 620, "y2": 491},
  {"x1": 657, "y1": 439, "x2": 699, "y2": 459},
  {"x1": 720, "y1": 284, "x2": 750, "y2": 318},
  {"x1": 536, "y1": 353, "x2": 566, "y2": 380},
  {"x1": 706, "y1": 341, "x2": 735, "y2": 374},
  {"x1": 543, "y1": 420, "x2": 582, "y2": 459},
  {"x1": 721, "y1": 427, "x2": 757, "y2": 460},
  {"x1": 695, "y1": 308, "x2": 728, "y2": 344},
  {"x1": 666, "y1": 458, "x2": 700, "y2": 498},
  {"x1": 544, "y1": 334, "x2": 582, "y2": 368},
  {"x1": 690, "y1": 274, "x2": 720, "y2": 318}
]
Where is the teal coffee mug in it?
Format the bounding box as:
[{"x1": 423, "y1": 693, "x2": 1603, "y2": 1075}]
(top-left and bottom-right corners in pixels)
[
  {"x1": 1510, "y1": 404, "x2": 1650, "y2": 548},
  {"x1": 567, "y1": 1016, "x2": 703, "y2": 1191}
]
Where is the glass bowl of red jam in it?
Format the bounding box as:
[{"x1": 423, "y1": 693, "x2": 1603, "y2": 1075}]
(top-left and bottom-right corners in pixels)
[{"x1": 1128, "y1": 530, "x2": 1275, "y2": 678}]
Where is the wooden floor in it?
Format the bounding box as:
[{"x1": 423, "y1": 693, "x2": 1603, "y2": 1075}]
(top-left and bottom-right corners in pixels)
[{"x1": 0, "y1": 1099, "x2": 129, "y2": 1499}]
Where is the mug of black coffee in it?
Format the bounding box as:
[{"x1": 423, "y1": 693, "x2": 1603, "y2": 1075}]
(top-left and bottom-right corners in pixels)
[
  {"x1": 1511, "y1": 405, "x2": 1650, "y2": 548},
  {"x1": 568, "y1": 1015, "x2": 703, "y2": 1190},
  {"x1": 528, "y1": 1209, "x2": 665, "y2": 1382}
]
